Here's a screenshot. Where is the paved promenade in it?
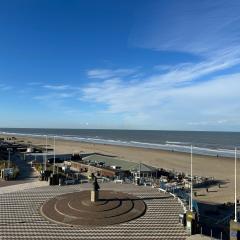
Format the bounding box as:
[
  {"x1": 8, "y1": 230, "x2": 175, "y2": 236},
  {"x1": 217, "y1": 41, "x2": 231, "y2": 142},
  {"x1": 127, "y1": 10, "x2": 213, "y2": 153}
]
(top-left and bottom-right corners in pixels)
[
  {"x1": 187, "y1": 235, "x2": 212, "y2": 240},
  {"x1": 0, "y1": 153, "x2": 39, "y2": 188},
  {"x1": 0, "y1": 180, "x2": 48, "y2": 194},
  {"x1": 0, "y1": 182, "x2": 187, "y2": 239}
]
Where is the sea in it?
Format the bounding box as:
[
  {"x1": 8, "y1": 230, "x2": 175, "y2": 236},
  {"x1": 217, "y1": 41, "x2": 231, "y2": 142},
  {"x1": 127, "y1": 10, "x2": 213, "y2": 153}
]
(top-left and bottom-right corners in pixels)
[{"x1": 0, "y1": 128, "x2": 240, "y2": 158}]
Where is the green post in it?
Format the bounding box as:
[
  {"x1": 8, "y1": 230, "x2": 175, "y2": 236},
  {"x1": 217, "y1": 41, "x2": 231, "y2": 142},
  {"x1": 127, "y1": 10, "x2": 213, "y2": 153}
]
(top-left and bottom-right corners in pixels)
[{"x1": 186, "y1": 210, "x2": 198, "y2": 235}]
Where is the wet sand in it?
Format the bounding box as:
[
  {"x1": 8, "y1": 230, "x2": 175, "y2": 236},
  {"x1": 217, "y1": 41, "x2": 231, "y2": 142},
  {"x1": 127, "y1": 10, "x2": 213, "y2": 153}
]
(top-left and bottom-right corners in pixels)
[{"x1": 1, "y1": 134, "x2": 238, "y2": 204}]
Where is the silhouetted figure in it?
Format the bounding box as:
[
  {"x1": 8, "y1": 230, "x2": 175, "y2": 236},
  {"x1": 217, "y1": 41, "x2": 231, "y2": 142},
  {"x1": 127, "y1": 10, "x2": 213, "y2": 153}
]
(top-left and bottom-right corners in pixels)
[{"x1": 92, "y1": 175, "x2": 100, "y2": 192}]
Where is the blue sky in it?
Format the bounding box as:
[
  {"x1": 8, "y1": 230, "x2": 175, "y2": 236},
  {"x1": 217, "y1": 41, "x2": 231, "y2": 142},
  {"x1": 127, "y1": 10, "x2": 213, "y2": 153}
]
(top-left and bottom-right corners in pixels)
[{"x1": 1, "y1": 0, "x2": 240, "y2": 131}]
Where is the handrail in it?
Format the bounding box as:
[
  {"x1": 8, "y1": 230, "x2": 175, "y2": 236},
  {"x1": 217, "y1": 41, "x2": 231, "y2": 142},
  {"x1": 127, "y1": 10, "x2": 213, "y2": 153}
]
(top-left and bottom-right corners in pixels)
[{"x1": 216, "y1": 213, "x2": 233, "y2": 225}]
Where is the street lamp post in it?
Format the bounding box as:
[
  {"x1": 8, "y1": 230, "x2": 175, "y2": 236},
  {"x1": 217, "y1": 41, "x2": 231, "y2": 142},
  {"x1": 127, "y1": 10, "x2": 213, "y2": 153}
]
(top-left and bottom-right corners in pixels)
[{"x1": 8, "y1": 148, "x2": 11, "y2": 168}]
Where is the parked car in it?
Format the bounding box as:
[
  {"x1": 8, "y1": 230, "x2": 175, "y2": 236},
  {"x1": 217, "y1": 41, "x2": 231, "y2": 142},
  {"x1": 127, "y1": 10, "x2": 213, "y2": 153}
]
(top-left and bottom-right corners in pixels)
[
  {"x1": 48, "y1": 158, "x2": 63, "y2": 164},
  {"x1": 64, "y1": 179, "x2": 75, "y2": 185}
]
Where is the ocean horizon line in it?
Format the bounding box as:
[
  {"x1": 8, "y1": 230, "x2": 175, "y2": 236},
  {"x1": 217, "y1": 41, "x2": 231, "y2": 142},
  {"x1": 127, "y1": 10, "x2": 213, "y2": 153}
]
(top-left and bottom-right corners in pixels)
[
  {"x1": 1, "y1": 127, "x2": 240, "y2": 133},
  {"x1": 1, "y1": 128, "x2": 240, "y2": 158}
]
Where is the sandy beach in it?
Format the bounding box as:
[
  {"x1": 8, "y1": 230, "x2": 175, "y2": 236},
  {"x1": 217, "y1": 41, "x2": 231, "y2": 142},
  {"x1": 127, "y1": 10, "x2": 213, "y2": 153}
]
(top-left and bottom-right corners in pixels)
[{"x1": 1, "y1": 134, "x2": 238, "y2": 204}]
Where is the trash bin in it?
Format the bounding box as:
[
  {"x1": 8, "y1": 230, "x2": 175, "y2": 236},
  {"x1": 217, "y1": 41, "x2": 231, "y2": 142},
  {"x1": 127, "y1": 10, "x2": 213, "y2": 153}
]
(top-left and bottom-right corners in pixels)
[
  {"x1": 136, "y1": 178, "x2": 140, "y2": 185},
  {"x1": 49, "y1": 176, "x2": 53, "y2": 185},
  {"x1": 41, "y1": 174, "x2": 44, "y2": 181},
  {"x1": 52, "y1": 174, "x2": 59, "y2": 185}
]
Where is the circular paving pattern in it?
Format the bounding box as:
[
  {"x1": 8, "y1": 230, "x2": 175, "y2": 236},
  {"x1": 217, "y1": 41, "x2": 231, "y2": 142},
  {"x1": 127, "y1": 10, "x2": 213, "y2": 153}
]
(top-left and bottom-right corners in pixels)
[{"x1": 40, "y1": 190, "x2": 146, "y2": 226}]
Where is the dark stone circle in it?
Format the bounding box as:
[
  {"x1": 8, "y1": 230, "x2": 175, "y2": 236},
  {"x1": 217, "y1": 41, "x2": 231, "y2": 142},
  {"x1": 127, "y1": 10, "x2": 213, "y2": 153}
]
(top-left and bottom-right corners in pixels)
[{"x1": 40, "y1": 190, "x2": 146, "y2": 226}]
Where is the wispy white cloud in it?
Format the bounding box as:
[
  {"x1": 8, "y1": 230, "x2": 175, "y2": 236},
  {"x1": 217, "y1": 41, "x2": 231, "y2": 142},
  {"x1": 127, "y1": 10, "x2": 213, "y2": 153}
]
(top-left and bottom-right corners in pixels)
[
  {"x1": 188, "y1": 119, "x2": 228, "y2": 126},
  {"x1": 153, "y1": 64, "x2": 175, "y2": 72},
  {"x1": 43, "y1": 84, "x2": 71, "y2": 90},
  {"x1": 84, "y1": 54, "x2": 240, "y2": 112},
  {"x1": 82, "y1": 59, "x2": 240, "y2": 129},
  {"x1": 131, "y1": 0, "x2": 240, "y2": 56},
  {"x1": 0, "y1": 83, "x2": 12, "y2": 91},
  {"x1": 27, "y1": 82, "x2": 42, "y2": 86},
  {"x1": 148, "y1": 53, "x2": 240, "y2": 89},
  {"x1": 34, "y1": 92, "x2": 74, "y2": 101},
  {"x1": 87, "y1": 68, "x2": 138, "y2": 79}
]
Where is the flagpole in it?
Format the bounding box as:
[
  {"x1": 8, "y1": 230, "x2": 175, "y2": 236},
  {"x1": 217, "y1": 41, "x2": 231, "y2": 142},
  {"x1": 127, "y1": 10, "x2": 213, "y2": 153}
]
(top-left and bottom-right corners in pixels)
[
  {"x1": 235, "y1": 147, "x2": 237, "y2": 222},
  {"x1": 138, "y1": 162, "x2": 141, "y2": 178},
  {"x1": 45, "y1": 135, "x2": 47, "y2": 171},
  {"x1": 53, "y1": 136, "x2": 56, "y2": 174},
  {"x1": 191, "y1": 145, "x2": 193, "y2": 212}
]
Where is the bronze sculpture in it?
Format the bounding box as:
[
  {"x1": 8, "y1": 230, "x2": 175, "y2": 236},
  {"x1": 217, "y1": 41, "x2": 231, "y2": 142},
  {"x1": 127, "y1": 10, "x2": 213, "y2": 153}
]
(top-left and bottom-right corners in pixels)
[{"x1": 92, "y1": 174, "x2": 100, "y2": 192}]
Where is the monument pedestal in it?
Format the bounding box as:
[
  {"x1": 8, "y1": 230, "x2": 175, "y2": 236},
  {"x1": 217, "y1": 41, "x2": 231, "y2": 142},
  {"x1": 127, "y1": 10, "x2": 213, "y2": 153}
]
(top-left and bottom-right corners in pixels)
[
  {"x1": 91, "y1": 190, "x2": 99, "y2": 202},
  {"x1": 230, "y1": 220, "x2": 240, "y2": 240}
]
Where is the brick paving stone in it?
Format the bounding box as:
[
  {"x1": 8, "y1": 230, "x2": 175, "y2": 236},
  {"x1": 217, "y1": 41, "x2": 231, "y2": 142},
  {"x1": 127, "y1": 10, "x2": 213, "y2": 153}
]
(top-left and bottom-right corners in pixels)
[{"x1": 0, "y1": 182, "x2": 188, "y2": 239}]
